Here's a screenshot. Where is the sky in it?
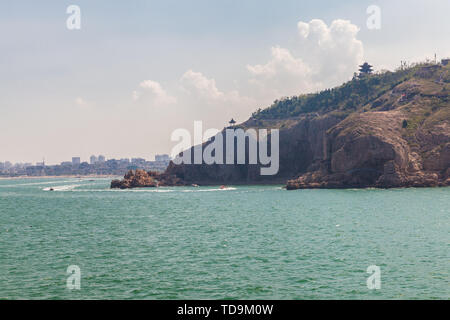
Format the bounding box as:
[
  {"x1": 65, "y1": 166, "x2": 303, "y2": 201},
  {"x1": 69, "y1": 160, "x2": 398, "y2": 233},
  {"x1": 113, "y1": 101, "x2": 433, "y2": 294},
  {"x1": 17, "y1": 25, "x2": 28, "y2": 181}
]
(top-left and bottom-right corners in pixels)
[{"x1": 1, "y1": 0, "x2": 449, "y2": 164}]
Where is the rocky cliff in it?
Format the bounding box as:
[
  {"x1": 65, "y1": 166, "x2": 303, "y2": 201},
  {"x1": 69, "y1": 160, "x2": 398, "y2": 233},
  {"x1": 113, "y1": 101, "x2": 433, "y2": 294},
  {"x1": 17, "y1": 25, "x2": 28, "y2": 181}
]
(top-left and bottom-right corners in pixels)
[{"x1": 160, "y1": 63, "x2": 450, "y2": 189}]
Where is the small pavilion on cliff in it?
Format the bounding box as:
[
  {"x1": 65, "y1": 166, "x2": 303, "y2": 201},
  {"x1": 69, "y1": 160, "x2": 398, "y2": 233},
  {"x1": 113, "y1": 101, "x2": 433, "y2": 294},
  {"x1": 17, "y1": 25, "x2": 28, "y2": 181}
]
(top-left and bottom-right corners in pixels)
[{"x1": 227, "y1": 118, "x2": 236, "y2": 129}]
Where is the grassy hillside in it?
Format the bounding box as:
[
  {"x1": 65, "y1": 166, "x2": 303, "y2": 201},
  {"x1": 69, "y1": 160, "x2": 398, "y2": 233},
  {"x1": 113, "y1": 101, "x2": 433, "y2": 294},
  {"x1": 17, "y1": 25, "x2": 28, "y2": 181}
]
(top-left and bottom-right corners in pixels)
[{"x1": 251, "y1": 62, "x2": 449, "y2": 120}]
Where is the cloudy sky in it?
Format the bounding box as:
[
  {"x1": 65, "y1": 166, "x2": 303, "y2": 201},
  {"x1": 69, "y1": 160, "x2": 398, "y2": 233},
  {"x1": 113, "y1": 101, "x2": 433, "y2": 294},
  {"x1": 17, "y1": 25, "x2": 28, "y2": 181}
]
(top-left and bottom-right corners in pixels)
[{"x1": 1, "y1": 0, "x2": 449, "y2": 164}]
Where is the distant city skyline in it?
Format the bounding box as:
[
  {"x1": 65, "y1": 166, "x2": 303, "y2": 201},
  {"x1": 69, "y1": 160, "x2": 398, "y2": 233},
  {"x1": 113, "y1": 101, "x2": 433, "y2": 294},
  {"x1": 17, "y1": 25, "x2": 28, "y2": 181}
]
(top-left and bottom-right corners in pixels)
[
  {"x1": 1, "y1": 0, "x2": 449, "y2": 163},
  {"x1": 0, "y1": 153, "x2": 172, "y2": 176},
  {"x1": 0, "y1": 154, "x2": 171, "y2": 167}
]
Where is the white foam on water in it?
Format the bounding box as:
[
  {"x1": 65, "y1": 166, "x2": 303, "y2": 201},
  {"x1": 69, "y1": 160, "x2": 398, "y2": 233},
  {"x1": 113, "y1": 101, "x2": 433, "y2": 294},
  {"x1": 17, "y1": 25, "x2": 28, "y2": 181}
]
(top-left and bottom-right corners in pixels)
[
  {"x1": 62, "y1": 187, "x2": 238, "y2": 193},
  {"x1": 43, "y1": 184, "x2": 82, "y2": 191},
  {"x1": 182, "y1": 187, "x2": 237, "y2": 192},
  {"x1": 70, "y1": 188, "x2": 176, "y2": 193},
  {"x1": 109, "y1": 188, "x2": 175, "y2": 193}
]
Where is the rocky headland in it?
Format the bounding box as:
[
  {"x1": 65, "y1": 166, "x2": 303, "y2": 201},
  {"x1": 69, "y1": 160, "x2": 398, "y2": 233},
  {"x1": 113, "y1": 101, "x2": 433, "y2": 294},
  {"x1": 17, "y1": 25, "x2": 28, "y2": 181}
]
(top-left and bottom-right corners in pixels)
[{"x1": 113, "y1": 63, "x2": 450, "y2": 190}]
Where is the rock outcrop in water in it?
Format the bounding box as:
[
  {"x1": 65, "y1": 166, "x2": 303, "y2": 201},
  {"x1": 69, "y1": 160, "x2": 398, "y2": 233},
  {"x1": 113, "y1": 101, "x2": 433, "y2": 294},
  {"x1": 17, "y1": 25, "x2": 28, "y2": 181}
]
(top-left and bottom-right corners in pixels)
[
  {"x1": 110, "y1": 169, "x2": 185, "y2": 189},
  {"x1": 118, "y1": 63, "x2": 450, "y2": 189},
  {"x1": 111, "y1": 170, "x2": 157, "y2": 189}
]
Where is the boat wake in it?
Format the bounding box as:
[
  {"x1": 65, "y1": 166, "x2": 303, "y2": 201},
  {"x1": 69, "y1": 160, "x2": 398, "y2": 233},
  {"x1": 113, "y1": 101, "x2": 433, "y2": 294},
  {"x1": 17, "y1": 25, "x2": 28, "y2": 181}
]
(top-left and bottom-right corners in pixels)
[
  {"x1": 43, "y1": 184, "x2": 82, "y2": 191},
  {"x1": 56, "y1": 186, "x2": 239, "y2": 193},
  {"x1": 181, "y1": 187, "x2": 237, "y2": 192}
]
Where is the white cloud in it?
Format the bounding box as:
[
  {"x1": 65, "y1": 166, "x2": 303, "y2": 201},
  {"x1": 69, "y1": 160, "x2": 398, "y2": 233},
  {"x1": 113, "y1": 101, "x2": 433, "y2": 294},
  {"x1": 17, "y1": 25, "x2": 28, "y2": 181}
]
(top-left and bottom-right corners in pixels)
[
  {"x1": 247, "y1": 46, "x2": 311, "y2": 78},
  {"x1": 178, "y1": 69, "x2": 256, "y2": 126},
  {"x1": 247, "y1": 19, "x2": 364, "y2": 101},
  {"x1": 133, "y1": 80, "x2": 176, "y2": 105},
  {"x1": 296, "y1": 19, "x2": 364, "y2": 84},
  {"x1": 180, "y1": 69, "x2": 255, "y2": 107},
  {"x1": 180, "y1": 70, "x2": 225, "y2": 100}
]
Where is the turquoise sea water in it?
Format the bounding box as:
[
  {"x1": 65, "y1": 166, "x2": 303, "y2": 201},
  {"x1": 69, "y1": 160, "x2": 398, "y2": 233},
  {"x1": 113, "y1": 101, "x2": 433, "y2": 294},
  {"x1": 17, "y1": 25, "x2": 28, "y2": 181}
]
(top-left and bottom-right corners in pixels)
[{"x1": 0, "y1": 177, "x2": 448, "y2": 299}]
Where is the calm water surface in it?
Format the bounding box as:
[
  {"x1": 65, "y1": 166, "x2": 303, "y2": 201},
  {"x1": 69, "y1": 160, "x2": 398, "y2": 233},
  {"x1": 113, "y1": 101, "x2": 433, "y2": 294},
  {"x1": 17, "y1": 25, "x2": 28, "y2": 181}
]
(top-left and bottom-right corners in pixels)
[{"x1": 0, "y1": 178, "x2": 448, "y2": 299}]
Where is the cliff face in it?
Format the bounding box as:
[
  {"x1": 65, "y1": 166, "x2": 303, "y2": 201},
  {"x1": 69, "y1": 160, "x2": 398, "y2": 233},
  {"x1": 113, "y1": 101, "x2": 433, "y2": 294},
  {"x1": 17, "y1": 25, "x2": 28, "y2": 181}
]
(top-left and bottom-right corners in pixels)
[
  {"x1": 287, "y1": 110, "x2": 449, "y2": 189},
  {"x1": 167, "y1": 64, "x2": 450, "y2": 189},
  {"x1": 165, "y1": 114, "x2": 343, "y2": 184}
]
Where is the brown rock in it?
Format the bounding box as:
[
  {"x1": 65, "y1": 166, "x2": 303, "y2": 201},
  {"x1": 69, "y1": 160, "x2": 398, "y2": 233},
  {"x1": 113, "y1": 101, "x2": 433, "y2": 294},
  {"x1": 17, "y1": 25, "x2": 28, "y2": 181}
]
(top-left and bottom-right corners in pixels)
[
  {"x1": 110, "y1": 169, "x2": 186, "y2": 189},
  {"x1": 110, "y1": 169, "x2": 157, "y2": 189}
]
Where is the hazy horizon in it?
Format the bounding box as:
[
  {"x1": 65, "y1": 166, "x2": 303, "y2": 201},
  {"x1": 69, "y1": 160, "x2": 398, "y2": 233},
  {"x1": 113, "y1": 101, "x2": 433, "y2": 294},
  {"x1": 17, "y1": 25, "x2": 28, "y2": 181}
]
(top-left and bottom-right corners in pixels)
[{"x1": 1, "y1": 0, "x2": 450, "y2": 164}]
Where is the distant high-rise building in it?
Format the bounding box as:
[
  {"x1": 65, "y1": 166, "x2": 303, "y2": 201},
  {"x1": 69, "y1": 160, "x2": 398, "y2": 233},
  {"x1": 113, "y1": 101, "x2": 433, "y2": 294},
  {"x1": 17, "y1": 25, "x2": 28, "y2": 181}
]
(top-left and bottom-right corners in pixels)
[
  {"x1": 131, "y1": 158, "x2": 146, "y2": 165},
  {"x1": 155, "y1": 154, "x2": 170, "y2": 162},
  {"x1": 98, "y1": 155, "x2": 106, "y2": 163},
  {"x1": 72, "y1": 157, "x2": 81, "y2": 165},
  {"x1": 90, "y1": 155, "x2": 98, "y2": 164}
]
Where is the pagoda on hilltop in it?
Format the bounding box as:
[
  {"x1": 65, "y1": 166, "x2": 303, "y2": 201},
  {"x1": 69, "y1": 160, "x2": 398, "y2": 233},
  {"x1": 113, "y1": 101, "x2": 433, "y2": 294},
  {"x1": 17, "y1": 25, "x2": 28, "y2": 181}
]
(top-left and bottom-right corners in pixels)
[{"x1": 358, "y1": 62, "x2": 374, "y2": 78}]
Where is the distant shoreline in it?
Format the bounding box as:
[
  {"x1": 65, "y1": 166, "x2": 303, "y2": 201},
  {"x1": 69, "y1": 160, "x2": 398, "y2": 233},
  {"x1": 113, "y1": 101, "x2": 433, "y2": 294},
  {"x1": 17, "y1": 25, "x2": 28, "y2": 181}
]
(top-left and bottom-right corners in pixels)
[{"x1": 0, "y1": 175, "x2": 120, "y2": 180}]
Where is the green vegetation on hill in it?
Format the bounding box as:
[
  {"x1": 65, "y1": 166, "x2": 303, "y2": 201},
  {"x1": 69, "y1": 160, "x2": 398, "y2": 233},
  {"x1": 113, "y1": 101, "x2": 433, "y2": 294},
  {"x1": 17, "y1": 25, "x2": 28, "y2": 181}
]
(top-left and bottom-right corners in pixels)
[{"x1": 251, "y1": 63, "x2": 446, "y2": 120}]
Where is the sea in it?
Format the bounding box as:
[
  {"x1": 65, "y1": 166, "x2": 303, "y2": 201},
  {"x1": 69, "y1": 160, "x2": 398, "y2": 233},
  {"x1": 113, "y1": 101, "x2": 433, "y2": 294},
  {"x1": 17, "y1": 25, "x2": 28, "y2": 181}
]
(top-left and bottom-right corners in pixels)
[{"x1": 0, "y1": 177, "x2": 448, "y2": 299}]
